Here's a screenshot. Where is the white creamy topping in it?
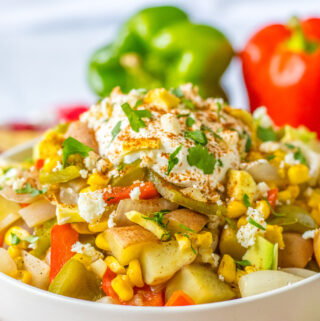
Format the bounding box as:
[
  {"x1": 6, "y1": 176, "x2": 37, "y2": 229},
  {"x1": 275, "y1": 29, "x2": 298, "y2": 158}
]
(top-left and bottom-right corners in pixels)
[
  {"x1": 302, "y1": 229, "x2": 317, "y2": 240},
  {"x1": 129, "y1": 186, "x2": 141, "y2": 200}
]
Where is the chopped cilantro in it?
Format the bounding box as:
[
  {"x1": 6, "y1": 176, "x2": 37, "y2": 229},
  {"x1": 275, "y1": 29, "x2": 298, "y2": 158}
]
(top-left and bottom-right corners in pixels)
[
  {"x1": 257, "y1": 126, "x2": 277, "y2": 142},
  {"x1": 10, "y1": 233, "x2": 20, "y2": 245},
  {"x1": 285, "y1": 143, "x2": 295, "y2": 149},
  {"x1": 264, "y1": 197, "x2": 285, "y2": 217},
  {"x1": 177, "y1": 113, "x2": 190, "y2": 118},
  {"x1": 181, "y1": 98, "x2": 195, "y2": 110},
  {"x1": 3, "y1": 167, "x2": 13, "y2": 174},
  {"x1": 184, "y1": 130, "x2": 207, "y2": 145},
  {"x1": 171, "y1": 87, "x2": 184, "y2": 98},
  {"x1": 216, "y1": 100, "x2": 222, "y2": 121},
  {"x1": 167, "y1": 145, "x2": 182, "y2": 175},
  {"x1": 217, "y1": 159, "x2": 224, "y2": 167},
  {"x1": 179, "y1": 224, "x2": 196, "y2": 233},
  {"x1": 248, "y1": 217, "x2": 266, "y2": 231},
  {"x1": 134, "y1": 99, "x2": 143, "y2": 109},
  {"x1": 143, "y1": 210, "x2": 170, "y2": 229},
  {"x1": 121, "y1": 102, "x2": 152, "y2": 132},
  {"x1": 15, "y1": 183, "x2": 47, "y2": 197},
  {"x1": 24, "y1": 235, "x2": 39, "y2": 244},
  {"x1": 234, "y1": 259, "x2": 251, "y2": 267},
  {"x1": 200, "y1": 124, "x2": 224, "y2": 141},
  {"x1": 225, "y1": 217, "x2": 235, "y2": 230},
  {"x1": 62, "y1": 137, "x2": 93, "y2": 167},
  {"x1": 187, "y1": 145, "x2": 216, "y2": 174},
  {"x1": 294, "y1": 148, "x2": 308, "y2": 166},
  {"x1": 110, "y1": 121, "x2": 122, "y2": 143},
  {"x1": 186, "y1": 117, "x2": 195, "y2": 127},
  {"x1": 245, "y1": 134, "x2": 252, "y2": 153},
  {"x1": 182, "y1": 233, "x2": 197, "y2": 254},
  {"x1": 267, "y1": 155, "x2": 276, "y2": 161},
  {"x1": 160, "y1": 231, "x2": 171, "y2": 241},
  {"x1": 243, "y1": 193, "x2": 251, "y2": 207},
  {"x1": 136, "y1": 88, "x2": 148, "y2": 94}
]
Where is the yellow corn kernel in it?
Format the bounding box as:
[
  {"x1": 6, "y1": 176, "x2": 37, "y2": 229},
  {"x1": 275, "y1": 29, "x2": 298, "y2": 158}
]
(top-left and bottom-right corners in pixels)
[
  {"x1": 87, "y1": 173, "x2": 110, "y2": 187},
  {"x1": 236, "y1": 270, "x2": 246, "y2": 284},
  {"x1": 175, "y1": 233, "x2": 192, "y2": 251},
  {"x1": 226, "y1": 200, "x2": 247, "y2": 219},
  {"x1": 278, "y1": 190, "x2": 292, "y2": 202},
  {"x1": 288, "y1": 164, "x2": 310, "y2": 185},
  {"x1": 127, "y1": 259, "x2": 144, "y2": 288},
  {"x1": 244, "y1": 266, "x2": 256, "y2": 274},
  {"x1": 42, "y1": 156, "x2": 61, "y2": 172},
  {"x1": 269, "y1": 150, "x2": 285, "y2": 167},
  {"x1": 196, "y1": 231, "x2": 213, "y2": 248},
  {"x1": 247, "y1": 151, "x2": 263, "y2": 162},
  {"x1": 7, "y1": 246, "x2": 21, "y2": 259},
  {"x1": 278, "y1": 168, "x2": 286, "y2": 179},
  {"x1": 15, "y1": 256, "x2": 24, "y2": 270},
  {"x1": 255, "y1": 200, "x2": 271, "y2": 220},
  {"x1": 144, "y1": 88, "x2": 180, "y2": 109},
  {"x1": 308, "y1": 190, "x2": 320, "y2": 208},
  {"x1": 311, "y1": 209, "x2": 320, "y2": 226},
  {"x1": 17, "y1": 270, "x2": 33, "y2": 285},
  {"x1": 287, "y1": 185, "x2": 300, "y2": 199},
  {"x1": 80, "y1": 186, "x2": 101, "y2": 193},
  {"x1": 105, "y1": 256, "x2": 126, "y2": 274},
  {"x1": 264, "y1": 225, "x2": 285, "y2": 249},
  {"x1": 218, "y1": 254, "x2": 236, "y2": 284},
  {"x1": 95, "y1": 233, "x2": 110, "y2": 251},
  {"x1": 111, "y1": 275, "x2": 134, "y2": 301},
  {"x1": 5, "y1": 226, "x2": 30, "y2": 247},
  {"x1": 34, "y1": 129, "x2": 64, "y2": 160},
  {"x1": 237, "y1": 215, "x2": 248, "y2": 229},
  {"x1": 71, "y1": 223, "x2": 94, "y2": 234},
  {"x1": 88, "y1": 219, "x2": 109, "y2": 233}
]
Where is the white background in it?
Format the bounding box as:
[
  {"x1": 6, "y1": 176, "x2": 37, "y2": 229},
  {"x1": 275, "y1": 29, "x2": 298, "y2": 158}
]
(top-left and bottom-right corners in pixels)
[{"x1": 0, "y1": 0, "x2": 319, "y2": 124}]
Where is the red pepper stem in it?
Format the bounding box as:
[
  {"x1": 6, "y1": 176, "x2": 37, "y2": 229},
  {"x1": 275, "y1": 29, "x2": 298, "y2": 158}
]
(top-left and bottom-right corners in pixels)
[{"x1": 286, "y1": 16, "x2": 318, "y2": 53}]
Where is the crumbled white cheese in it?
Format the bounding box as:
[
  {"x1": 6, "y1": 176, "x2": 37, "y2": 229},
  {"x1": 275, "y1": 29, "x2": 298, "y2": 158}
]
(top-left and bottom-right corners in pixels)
[
  {"x1": 96, "y1": 296, "x2": 114, "y2": 304},
  {"x1": 302, "y1": 229, "x2": 317, "y2": 240},
  {"x1": 96, "y1": 159, "x2": 109, "y2": 173},
  {"x1": 78, "y1": 190, "x2": 106, "y2": 223},
  {"x1": 79, "y1": 169, "x2": 88, "y2": 179},
  {"x1": 52, "y1": 161, "x2": 63, "y2": 172},
  {"x1": 107, "y1": 211, "x2": 117, "y2": 228},
  {"x1": 57, "y1": 149, "x2": 63, "y2": 156},
  {"x1": 216, "y1": 200, "x2": 223, "y2": 206},
  {"x1": 284, "y1": 153, "x2": 300, "y2": 166},
  {"x1": 255, "y1": 182, "x2": 270, "y2": 199},
  {"x1": 218, "y1": 274, "x2": 225, "y2": 282},
  {"x1": 129, "y1": 186, "x2": 141, "y2": 200},
  {"x1": 211, "y1": 253, "x2": 220, "y2": 268},
  {"x1": 84, "y1": 151, "x2": 99, "y2": 171},
  {"x1": 71, "y1": 242, "x2": 103, "y2": 261},
  {"x1": 259, "y1": 141, "x2": 281, "y2": 153},
  {"x1": 12, "y1": 178, "x2": 26, "y2": 190},
  {"x1": 253, "y1": 106, "x2": 274, "y2": 128},
  {"x1": 160, "y1": 114, "x2": 181, "y2": 135}
]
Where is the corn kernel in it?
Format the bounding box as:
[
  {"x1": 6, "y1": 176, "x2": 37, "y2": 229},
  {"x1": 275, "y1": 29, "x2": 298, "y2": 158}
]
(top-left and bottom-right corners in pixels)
[
  {"x1": 43, "y1": 156, "x2": 61, "y2": 172},
  {"x1": 17, "y1": 270, "x2": 33, "y2": 285},
  {"x1": 80, "y1": 186, "x2": 101, "y2": 193},
  {"x1": 218, "y1": 254, "x2": 236, "y2": 284},
  {"x1": 5, "y1": 226, "x2": 30, "y2": 247},
  {"x1": 15, "y1": 256, "x2": 24, "y2": 270},
  {"x1": 127, "y1": 259, "x2": 144, "y2": 288},
  {"x1": 264, "y1": 225, "x2": 285, "y2": 249},
  {"x1": 255, "y1": 200, "x2": 271, "y2": 220},
  {"x1": 288, "y1": 185, "x2": 300, "y2": 199},
  {"x1": 244, "y1": 266, "x2": 256, "y2": 274},
  {"x1": 88, "y1": 219, "x2": 109, "y2": 233},
  {"x1": 111, "y1": 275, "x2": 134, "y2": 301},
  {"x1": 237, "y1": 215, "x2": 248, "y2": 229},
  {"x1": 288, "y1": 164, "x2": 310, "y2": 185},
  {"x1": 105, "y1": 256, "x2": 126, "y2": 274},
  {"x1": 87, "y1": 173, "x2": 110, "y2": 187},
  {"x1": 308, "y1": 190, "x2": 320, "y2": 208},
  {"x1": 226, "y1": 200, "x2": 247, "y2": 219},
  {"x1": 144, "y1": 88, "x2": 180, "y2": 109},
  {"x1": 247, "y1": 151, "x2": 263, "y2": 162},
  {"x1": 196, "y1": 231, "x2": 213, "y2": 248},
  {"x1": 236, "y1": 270, "x2": 246, "y2": 284},
  {"x1": 8, "y1": 246, "x2": 21, "y2": 259},
  {"x1": 278, "y1": 190, "x2": 292, "y2": 202},
  {"x1": 311, "y1": 209, "x2": 320, "y2": 226},
  {"x1": 175, "y1": 233, "x2": 192, "y2": 251},
  {"x1": 95, "y1": 233, "x2": 110, "y2": 251},
  {"x1": 71, "y1": 223, "x2": 94, "y2": 234}
]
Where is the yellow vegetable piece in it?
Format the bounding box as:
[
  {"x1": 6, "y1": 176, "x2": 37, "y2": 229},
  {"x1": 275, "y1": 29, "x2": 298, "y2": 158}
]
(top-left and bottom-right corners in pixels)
[
  {"x1": 87, "y1": 173, "x2": 110, "y2": 187},
  {"x1": 111, "y1": 275, "x2": 134, "y2": 301},
  {"x1": 308, "y1": 190, "x2": 320, "y2": 208},
  {"x1": 56, "y1": 203, "x2": 85, "y2": 224},
  {"x1": 175, "y1": 233, "x2": 192, "y2": 251},
  {"x1": 5, "y1": 226, "x2": 30, "y2": 247},
  {"x1": 226, "y1": 200, "x2": 247, "y2": 219},
  {"x1": 255, "y1": 200, "x2": 271, "y2": 220},
  {"x1": 8, "y1": 246, "x2": 21, "y2": 259},
  {"x1": 17, "y1": 270, "x2": 33, "y2": 285},
  {"x1": 311, "y1": 209, "x2": 320, "y2": 226},
  {"x1": 244, "y1": 266, "x2": 256, "y2": 274},
  {"x1": 264, "y1": 225, "x2": 285, "y2": 249},
  {"x1": 105, "y1": 256, "x2": 126, "y2": 274},
  {"x1": 71, "y1": 223, "x2": 94, "y2": 234},
  {"x1": 95, "y1": 233, "x2": 110, "y2": 251},
  {"x1": 288, "y1": 164, "x2": 310, "y2": 185},
  {"x1": 218, "y1": 254, "x2": 236, "y2": 284},
  {"x1": 144, "y1": 88, "x2": 180, "y2": 109},
  {"x1": 237, "y1": 216, "x2": 248, "y2": 229},
  {"x1": 88, "y1": 219, "x2": 109, "y2": 233},
  {"x1": 127, "y1": 259, "x2": 144, "y2": 288}
]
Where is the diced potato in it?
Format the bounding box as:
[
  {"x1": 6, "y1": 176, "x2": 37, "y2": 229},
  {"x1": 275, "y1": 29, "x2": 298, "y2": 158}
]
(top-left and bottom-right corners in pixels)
[
  {"x1": 56, "y1": 203, "x2": 85, "y2": 224},
  {"x1": 227, "y1": 169, "x2": 256, "y2": 203},
  {"x1": 165, "y1": 264, "x2": 235, "y2": 304},
  {"x1": 22, "y1": 250, "x2": 50, "y2": 290},
  {"x1": 105, "y1": 226, "x2": 158, "y2": 266},
  {"x1": 122, "y1": 138, "x2": 160, "y2": 155},
  {"x1": 0, "y1": 196, "x2": 21, "y2": 232},
  {"x1": 90, "y1": 259, "x2": 107, "y2": 279},
  {"x1": 279, "y1": 233, "x2": 313, "y2": 268},
  {"x1": 140, "y1": 240, "x2": 196, "y2": 285},
  {"x1": 165, "y1": 209, "x2": 208, "y2": 233},
  {"x1": 0, "y1": 248, "x2": 18, "y2": 277}
]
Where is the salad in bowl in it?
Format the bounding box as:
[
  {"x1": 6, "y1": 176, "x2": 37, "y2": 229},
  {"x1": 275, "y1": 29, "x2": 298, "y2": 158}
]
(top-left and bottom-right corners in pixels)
[{"x1": 0, "y1": 84, "x2": 319, "y2": 307}]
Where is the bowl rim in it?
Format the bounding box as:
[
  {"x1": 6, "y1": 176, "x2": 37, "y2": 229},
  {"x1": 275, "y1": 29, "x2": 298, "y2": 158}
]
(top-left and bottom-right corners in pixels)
[{"x1": 1, "y1": 140, "x2": 320, "y2": 312}]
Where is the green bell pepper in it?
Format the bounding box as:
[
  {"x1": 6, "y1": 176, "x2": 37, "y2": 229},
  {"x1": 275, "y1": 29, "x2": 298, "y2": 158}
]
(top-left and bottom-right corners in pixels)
[{"x1": 88, "y1": 6, "x2": 233, "y2": 99}]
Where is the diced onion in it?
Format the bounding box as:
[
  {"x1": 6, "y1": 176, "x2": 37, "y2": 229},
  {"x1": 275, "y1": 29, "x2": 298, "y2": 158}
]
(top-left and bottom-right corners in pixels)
[
  {"x1": 0, "y1": 186, "x2": 35, "y2": 203},
  {"x1": 245, "y1": 160, "x2": 280, "y2": 183},
  {"x1": 0, "y1": 248, "x2": 17, "y2": 277}
]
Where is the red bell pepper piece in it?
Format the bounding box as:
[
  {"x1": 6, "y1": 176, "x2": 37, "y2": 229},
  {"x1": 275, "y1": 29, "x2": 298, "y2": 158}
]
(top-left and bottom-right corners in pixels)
[
  {"x1": 57, "y1": 105, "x2": 89, "y2": 122},
  {"x1": 0, "y1": 233, "x2": 4, "y2": 247},
  {"x1": 35, "y1": 159, "x2": 44, "y2": 170},
  {"x1": 49, "y1": 224, "x2": 79, "y2": 282},
  {"x1": 241, "y1": 17, "x2": 320, "y2": 135},
  {"x1": 103, "y1": 182, "x2": 159, "y2": 204},
  {"x1": 165, "y1": 290, "x2": 195, "y2": 306},
  {"x1": 267, "y1": 188, "x2": 278, "y2": 208}
]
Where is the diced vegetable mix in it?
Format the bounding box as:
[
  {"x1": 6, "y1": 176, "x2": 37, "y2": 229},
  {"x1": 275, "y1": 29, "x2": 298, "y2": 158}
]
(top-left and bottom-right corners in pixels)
[{"x1": 0, "y1": 84, "x2": 320, "y2": 307}]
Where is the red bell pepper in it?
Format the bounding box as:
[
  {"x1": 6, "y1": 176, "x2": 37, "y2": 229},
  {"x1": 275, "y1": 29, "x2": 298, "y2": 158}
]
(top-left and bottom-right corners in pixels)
[
  {"x1": 267, "y1": 188, "x2": 278, "y2": 208},
  {"x1": 241, "y1": 17, "x2": 320, "y2": 135},
  {"x1": 49, "y1": 224, "x2": 79, "y2": 282},
  {"x1": 0, "y1": 233, "x2": 4, "y2": 247},
  {"x1": 103, "y1": 181, "x2": 159, "y2": 204},
  {"x1": 57, "y1": 105, "x2": 89, "y2": 122},
  {"x1": 165, "y1": 290, "x2": 195, "y2": 306},
  {"x1": 35, "y1": 159, "x2": 44, "y2": 170}
]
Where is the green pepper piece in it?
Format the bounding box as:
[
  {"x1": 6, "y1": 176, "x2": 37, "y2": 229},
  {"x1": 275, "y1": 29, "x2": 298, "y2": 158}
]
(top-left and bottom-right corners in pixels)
[
  {"x1": 30, "y1": 218, "x2": 56, "y2": 259},
  {"x1": 39, "y1": 166, "x2": 81, "y2": 185},
  {"x1": 110, "y1": 161, "x2": 147, "y2": 187},
  {"x1": 48, "y1": 258, "x2": 102, "y2": 301},
  {"x1": 147, "y1": 170, "x2": 225, "y2": 216},
  {"x1": 267, "y1": 205, "x2": 318, "y2": 233}
]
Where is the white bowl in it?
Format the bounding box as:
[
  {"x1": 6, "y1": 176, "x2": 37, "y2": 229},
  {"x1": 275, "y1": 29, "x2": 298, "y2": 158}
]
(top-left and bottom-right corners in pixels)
[{"x1": 1, "y1": 141, "x2": 320, "y2": 321}]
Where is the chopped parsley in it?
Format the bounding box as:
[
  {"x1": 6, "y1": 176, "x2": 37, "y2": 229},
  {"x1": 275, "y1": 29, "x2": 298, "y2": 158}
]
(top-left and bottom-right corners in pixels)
[
  {"x1": 171, "y1": 87, "x2": 184, "y2": 98},
  {"x1": 294, "y1": 148, "x2": 308, "y2": 166},
  {"x1": 121, "y1": 102, "x2": 152, "y2": 132},
  {"x1": 217, "y1": 159, "x2": 224, "y2": 167},
  {"x1": 181, "y1": 98, "x2": 195, "y2": 110},
  {"x1": 248, "y1": 217, "x2": 266, "y2": 231},
  {"x1": 257, "y1": 126, "x2": 277, "y2": 142},
  {"x1": 179, "y1": 224, "x2": 196, "y2": 233},
  {"x1": 234, "y1": 259, "x2": 251, "y2": 267},
  {"x1": 243, "y1": 193, "x2": 251, "y2": 207},
  {"x1": 186, "y1": 117, "x2": 195, "y2": 127},
  {"x1": 10, "y1": 233, "x2": 20, "y2": 245},
  {"x1": 267, "y1": 155, "x2": 276, "y2": 161},
  {"x1": 143, "y1": 210, "x2": 170, "y2": 229},
  {"x1": 187, "y1": 145, "x2": 216, "y2": 174},
  {"x1": 15, "y1": 183, "x2": 47, "y2": 197},
  {"x1": 184, "y1": 130, "x2": 207, "y2": 145},
  {"x1": 134, "y1": 99, "x2": 143, "y2": 109},
  {"x1": 10, "y1": 233, "x2": 38, "y2": 245},
  {"x1": 216, "y1": 100, "x2": 222, "y2": 121},
  {"x1": 167, "y1": 145, "x2": 182, "y2": 175},
  {"x1": 245, "y1": 134, "x2": 252, "y2": 153},
  {"x1": 110, "y1": 121, "x2": 121, "y2": 143},
  {"x1": 177, "y1": 113, "x2": 190, "y2": 118},
  {"x1": 24, "y1": 235, "x2": 39, "y2": 244},
  {"x1": 225, "y1": 217, "x2": 235, "y2": 230},
  {"x1": 62, "y1": 137, "x2": 93, "y2": 167},
  {"x1": 285, "y1": 143, "x2": 295, "y2": 149},
  {"x1": 264, "y1": 197, "x2": 285, "y2": 217},
  {"x1": 200, "y1": 124, "x2": 224, "y2": 141}
]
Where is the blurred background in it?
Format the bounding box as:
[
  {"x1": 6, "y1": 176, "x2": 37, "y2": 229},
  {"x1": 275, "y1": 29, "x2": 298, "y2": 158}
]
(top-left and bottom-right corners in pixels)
[{"x1": 0, "y1": 0, "x2": 319, "y2": 151}]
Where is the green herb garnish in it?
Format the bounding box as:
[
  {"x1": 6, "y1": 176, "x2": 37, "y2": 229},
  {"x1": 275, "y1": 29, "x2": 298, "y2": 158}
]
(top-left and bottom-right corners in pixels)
[
  {"x1": 171, "y1": 87, "x2": 184, "y2": 98},
  {"x1": 200, "y1": 124, "x2": 224, "y2": 141},
  {"x1": 167, "y1": 145, "x2": 182, "y2": 175},
  {"x1": 245, "y1": 134, "x2": 252, "y2": 153},
  {"x1": 257, "y1": 126, "x2": 277, "y2": 142},
  {"x1": 225, "y1": 217, "x2": 235, "y2": 230},
  {"x1": 186, "y1": 117, "x2": 195, "y2": 127},
  {"x1": 24, "y1": 235, "x2": 39, "y2": 244},
  {"x1": 267, "y1": 155, "x2": 276, "y2": 161},
  {"x1": 234, "y1": 259, "x2": 251, "y2": 267},
  {"x1": 110, "y1": 121, "x2": 122, "y2": 143},
  {"x1": 179, "y1": 224, "x2": 196, "y2": 233},
  {"x1": 62, "y1": 137, "x2": 93, "y2": 167},
  {"x1": 187, "y1": 145, "x2": 216, "y2": 174},
  {"x1": 10, "y1": 233, "x2": 20, "y2": 245},
  {"x1": 15, "y1": 183, "x2": 47, "y2": 197},
  {"x1": 134, "y1": 99, "x2": 143, "y2": 109},
  {"x1": 121, "y1": 102, "x2": 152, "y2": 132},
  {"x1": 182, "y1": 233, "x2": 197, "y2": 254},
  {"x1": 248, "y1": 217, "x2": 266, "y2": 231},
  {"x1": 243, "y1": 193, "x2": 251, "y2": 207},
  {"x1": 177, "y1": 113, "x2": 190, "y2": 118},
  {"x1": 285, "y1": 143, "x2": 295, "y2": 149},
  {"x1": 181, "y1": 98, "x2": 195, "y2": 110},
  {"x1": 143, "y1": 210, "x2": 170, "y2": 229},
  {"x1": 294, "y1": 148, "x2": 308, "y2": 166},
  {"x1": 184, "y1": 130, "x2": 207, "y2": 145},
  {"x1": 217, "y1": 159, "x2": 224, "y2": 167}
]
